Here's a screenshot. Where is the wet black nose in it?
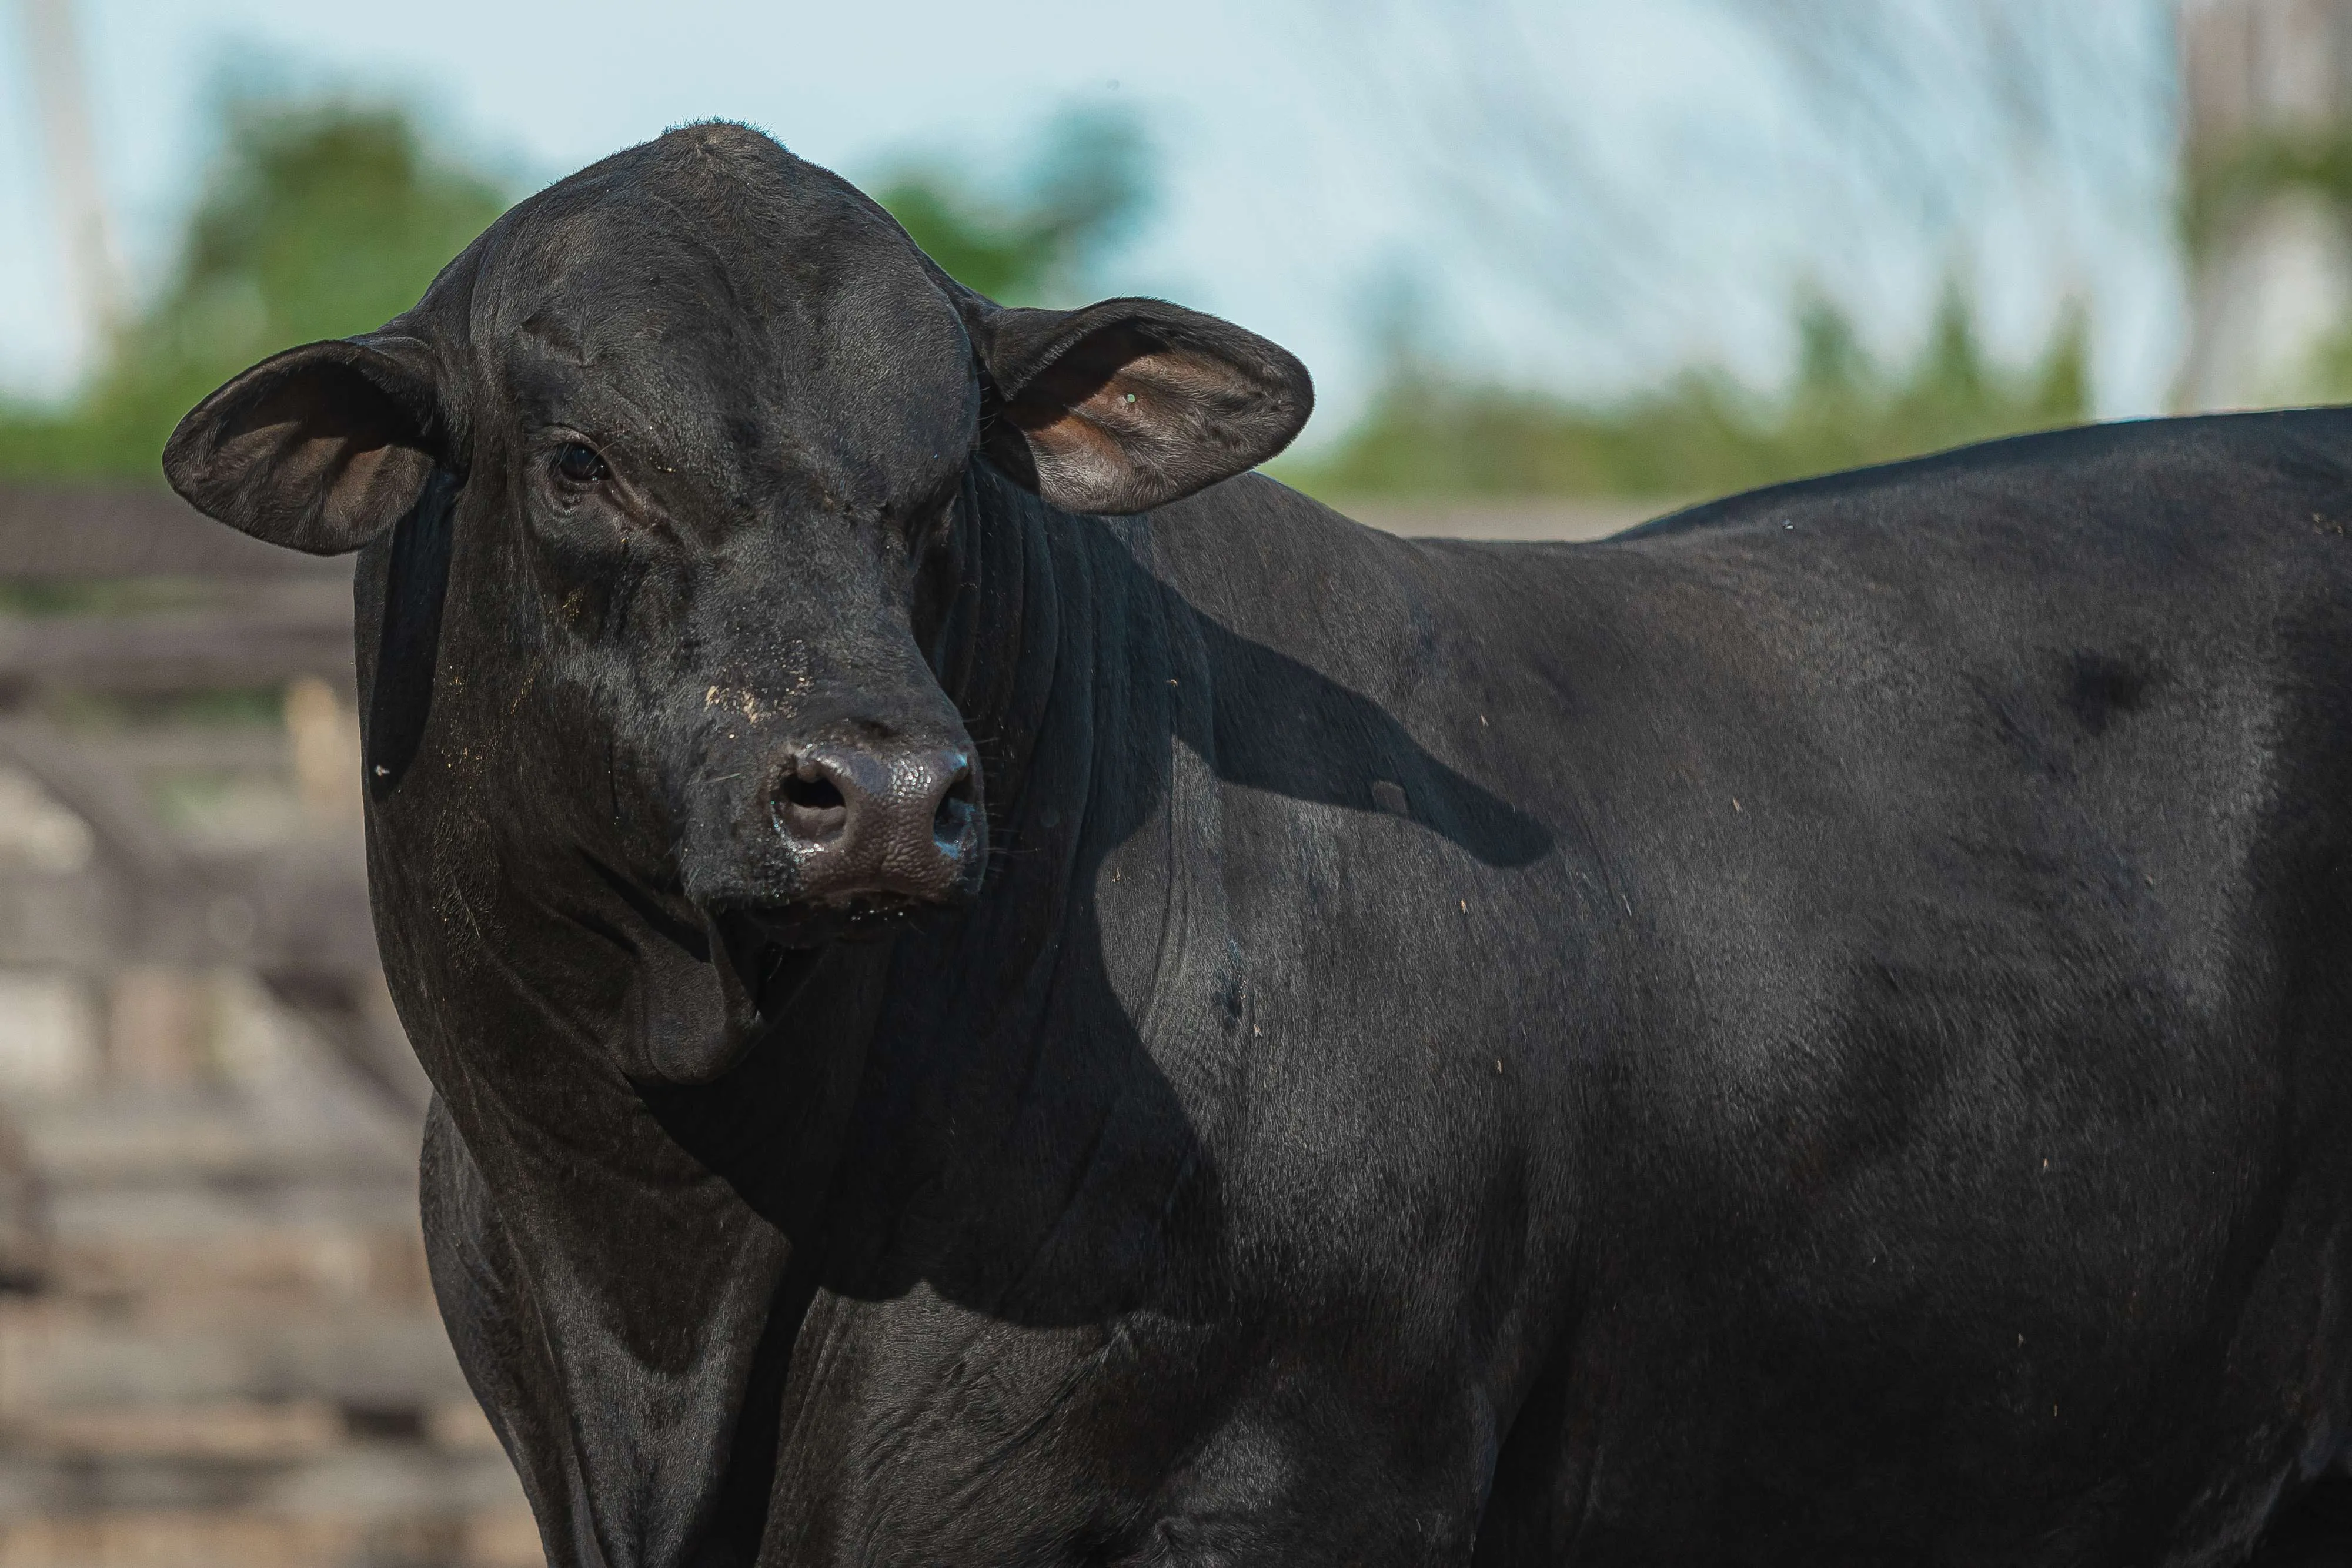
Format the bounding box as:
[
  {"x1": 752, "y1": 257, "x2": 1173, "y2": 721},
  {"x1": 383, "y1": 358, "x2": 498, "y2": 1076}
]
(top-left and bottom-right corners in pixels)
[{"x1": 769, "y1": 742, "x2": 983, "y2": 902}]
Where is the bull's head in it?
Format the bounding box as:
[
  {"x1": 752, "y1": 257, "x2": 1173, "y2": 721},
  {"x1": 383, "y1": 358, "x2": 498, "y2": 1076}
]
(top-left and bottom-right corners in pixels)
[{"x1": 162, "y1": 123, "x2": 1310, "y2": 1086}]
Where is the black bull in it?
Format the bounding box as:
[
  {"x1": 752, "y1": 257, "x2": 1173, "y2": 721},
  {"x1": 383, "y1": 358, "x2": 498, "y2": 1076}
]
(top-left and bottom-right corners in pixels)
[{"x1": 162, "y1": 124, "x2": 2352, "y2": 1566}]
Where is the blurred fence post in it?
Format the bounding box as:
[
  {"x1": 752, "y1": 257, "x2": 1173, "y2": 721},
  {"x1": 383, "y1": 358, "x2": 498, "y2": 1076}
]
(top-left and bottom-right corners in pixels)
[{"x1": 2178, "y1": 0, "x2": 2352, "y2": 408}]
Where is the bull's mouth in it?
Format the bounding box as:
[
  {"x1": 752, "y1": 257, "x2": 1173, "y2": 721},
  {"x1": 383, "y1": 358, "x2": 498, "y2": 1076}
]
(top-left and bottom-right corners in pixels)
[
  {"x1": 710, "y1": 893, "x2": 943, "y2": 1029},
  {"x1": 739, "y1": 894, "x2": 934, "y2": 948}
]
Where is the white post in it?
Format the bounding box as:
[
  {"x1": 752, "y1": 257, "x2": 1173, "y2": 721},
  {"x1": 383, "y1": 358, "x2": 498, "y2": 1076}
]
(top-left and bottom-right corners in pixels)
[{"x1": 15, "y1": 0, "x2": 125, "y2": 377}]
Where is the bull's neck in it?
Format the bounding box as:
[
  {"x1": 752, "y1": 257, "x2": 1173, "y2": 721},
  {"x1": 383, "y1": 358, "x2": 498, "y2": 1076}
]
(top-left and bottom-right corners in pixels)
[
  {"x1": 931, "y1": 459, "x2": 1070, "y2": 823},
  {"x1": 783, "y1": 462, "x2": 1212, "y2": 1314}
]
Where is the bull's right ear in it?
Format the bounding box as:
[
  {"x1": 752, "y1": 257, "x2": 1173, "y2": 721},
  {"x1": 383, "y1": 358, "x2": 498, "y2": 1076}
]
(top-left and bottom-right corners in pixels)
[{"x1": 163, "y1": 336, "x2": 448, "y2": 556}]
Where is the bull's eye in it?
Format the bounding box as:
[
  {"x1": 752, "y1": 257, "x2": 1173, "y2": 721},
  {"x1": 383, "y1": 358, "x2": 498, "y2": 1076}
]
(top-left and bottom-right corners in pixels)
[{"x1": 552, "y1": 442, "x2": 609, "y2": 488}]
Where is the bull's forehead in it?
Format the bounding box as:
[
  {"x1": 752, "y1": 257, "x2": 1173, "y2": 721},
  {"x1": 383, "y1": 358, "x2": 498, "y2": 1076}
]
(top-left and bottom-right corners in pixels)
[{"x1": 479, "y1": 126, "x2": 975, "y2": 514}]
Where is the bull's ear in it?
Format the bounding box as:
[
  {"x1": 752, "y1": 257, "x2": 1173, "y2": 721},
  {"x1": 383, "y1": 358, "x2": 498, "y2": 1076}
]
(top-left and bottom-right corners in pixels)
[
  {"x1": 968, "y1": 297, "x2": 1312, "y2": 516},
  {"x1": 163, "y1": 336, "x2": 449, "y2": 555}
]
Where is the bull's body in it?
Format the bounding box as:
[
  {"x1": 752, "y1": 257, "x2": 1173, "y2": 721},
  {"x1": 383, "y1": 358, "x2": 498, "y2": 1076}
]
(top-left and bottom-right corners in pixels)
[
  {"x1": 162, "y1": 124, "x2": 2352, "y2": 1565},
  {"x1": 424, "y1": 426, "x2": 2352, "y2": 1564}
]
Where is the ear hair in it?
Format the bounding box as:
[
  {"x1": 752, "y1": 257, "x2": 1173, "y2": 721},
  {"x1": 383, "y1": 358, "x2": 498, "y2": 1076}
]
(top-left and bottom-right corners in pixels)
[
  {"x1": 967, "y1": 297, "x2": 1312, "y2": 515},
  {"x1": 163, "y1": 335, "x2": 449, "y2": 555}
]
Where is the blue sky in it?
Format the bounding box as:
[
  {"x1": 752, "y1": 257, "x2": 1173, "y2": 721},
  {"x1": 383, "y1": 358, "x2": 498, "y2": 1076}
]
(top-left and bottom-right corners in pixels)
[{"x1": 0, "y1": 0, "x2": 2187, "y2": 439}]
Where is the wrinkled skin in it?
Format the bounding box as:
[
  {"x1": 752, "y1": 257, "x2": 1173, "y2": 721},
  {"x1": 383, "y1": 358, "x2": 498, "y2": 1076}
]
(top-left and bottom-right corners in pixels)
[{"x1": 166, "y1": 123, "x2": 2352, "y2": 1566}]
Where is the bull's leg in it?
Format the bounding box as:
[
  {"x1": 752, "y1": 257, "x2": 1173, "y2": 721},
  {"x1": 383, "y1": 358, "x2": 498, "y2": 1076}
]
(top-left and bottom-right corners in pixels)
[{"x1": 419, "y1": 1095, "x2": 601, "y2": 1567}]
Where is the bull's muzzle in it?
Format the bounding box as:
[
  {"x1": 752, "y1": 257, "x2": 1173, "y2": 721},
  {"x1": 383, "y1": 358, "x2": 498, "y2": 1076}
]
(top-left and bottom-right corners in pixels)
[{"x1": 767, "y1": 740, "x2": 983, "y2": 908}]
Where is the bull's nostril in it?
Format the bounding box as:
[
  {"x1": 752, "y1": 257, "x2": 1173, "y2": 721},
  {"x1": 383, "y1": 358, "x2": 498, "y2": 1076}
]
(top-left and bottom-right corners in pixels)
[
  {"x1": 932, "y1": 763, "x2": 978, "y2": 846},
  {"x1": 780, "y1": 772, "x2": 844, "y2": 812},
  {"x1": 772, "y1": 756, "x2": 850, "y2": 844}
]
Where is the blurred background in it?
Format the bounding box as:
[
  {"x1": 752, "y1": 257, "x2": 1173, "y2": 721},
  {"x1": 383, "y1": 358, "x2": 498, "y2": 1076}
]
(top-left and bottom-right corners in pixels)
[{"x1": 0, "y1": 0, "x2": 2337, "y2": 1562}]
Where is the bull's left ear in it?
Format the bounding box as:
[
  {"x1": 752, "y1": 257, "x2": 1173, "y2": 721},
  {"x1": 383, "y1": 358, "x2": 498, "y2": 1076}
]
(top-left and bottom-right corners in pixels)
[{"x1": 968, "y1": 297, "x2": 1312, "y2": 515}]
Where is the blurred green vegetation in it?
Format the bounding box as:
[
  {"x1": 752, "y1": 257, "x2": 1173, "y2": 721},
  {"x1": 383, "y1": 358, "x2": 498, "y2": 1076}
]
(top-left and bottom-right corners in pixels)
[
  {"x1": 1284, "y1": 286, "x2": 2090, "y2": 502},
  {"x1": 48, "y1": 687, "x2": 288, "y2": 731},
  {"x1": 868, "y1": 106, "x2": 1151, "y2": 306},
  {"x1": 0, "y1": 579, "x2": 216, "y2": 616},
  {"x1": 0, "y1": 92, "x2": 511, "y2": 480},
  {"x1": 2181, "y1": 130, "x2": 2352, "y2": 267}
]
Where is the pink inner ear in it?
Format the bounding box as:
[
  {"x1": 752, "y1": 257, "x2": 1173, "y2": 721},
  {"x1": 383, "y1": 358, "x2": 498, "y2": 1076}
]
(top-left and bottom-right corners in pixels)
[
  {"x1": 982, "y1": 312, "x2": 1308, "y2": 513},
  {"x1": 1000, "y1": 374, "x2": 1153, "y2": 514},
  {"x1": 324, "y1": 437, "x2": 432, "y2": 536},
  {"x1": 1009, "y1": 349, "x2": 1245, "y2": 503},
  {"x1": 1008, "y1": 346, "x2": 1241, "y2": 445}
]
